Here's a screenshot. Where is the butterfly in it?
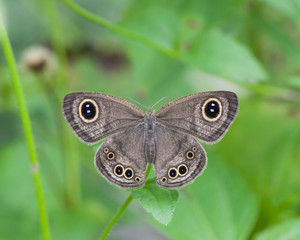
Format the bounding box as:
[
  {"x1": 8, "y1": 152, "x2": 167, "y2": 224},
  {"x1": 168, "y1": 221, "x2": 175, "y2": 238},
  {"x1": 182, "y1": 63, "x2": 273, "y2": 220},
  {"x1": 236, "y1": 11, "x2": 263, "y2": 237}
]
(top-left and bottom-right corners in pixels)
[{"x1": 62, "y1": 91, "x2": 239, "y2": 188}]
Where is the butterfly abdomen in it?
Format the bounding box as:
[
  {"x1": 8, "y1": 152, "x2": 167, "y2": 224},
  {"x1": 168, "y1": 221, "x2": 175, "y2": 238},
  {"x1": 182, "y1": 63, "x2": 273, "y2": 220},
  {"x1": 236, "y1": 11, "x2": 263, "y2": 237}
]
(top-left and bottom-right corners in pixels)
[{"x1": 144, "y1": 116, "x2": 156, "y2": 164}]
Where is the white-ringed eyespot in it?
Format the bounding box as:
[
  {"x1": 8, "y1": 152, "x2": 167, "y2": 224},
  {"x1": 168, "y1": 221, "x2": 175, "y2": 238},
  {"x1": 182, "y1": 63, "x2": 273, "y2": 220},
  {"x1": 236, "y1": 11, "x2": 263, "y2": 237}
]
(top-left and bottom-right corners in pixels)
[
  {"x1": 178, "y1": 164, "x2": 188, "y2": 176},
  {"x1": 114, "y1": 165, "x2": 124, "y2": 177},
  {"x1": 186, "y1": 151, "x2": 195, "y2": 160},
  {"x1": 103, "y1": 148, "x2": 109, "y2": 153},
  {"x1": 168, "y1": 168, "x2": 178, "y2": 179},
  {"x1": 124, "y1": 167, "x2": 134, "y2": 179},
  {"x1": 107, "y1": 152, "x2": 115, "y2": 160},
  {"x1": 79, "y1": 99, "x2": 99, "y2": 123},
  {"x1": 202, "y1": 98, "x2": 222, "y2": 121}
]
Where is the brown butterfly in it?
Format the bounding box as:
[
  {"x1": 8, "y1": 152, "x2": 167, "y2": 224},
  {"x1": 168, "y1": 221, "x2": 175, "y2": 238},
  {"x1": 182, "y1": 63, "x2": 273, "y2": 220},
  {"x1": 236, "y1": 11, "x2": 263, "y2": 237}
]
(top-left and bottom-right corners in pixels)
[{"x1": 62, "y1": 91, "x2": 239, "y2": 188}]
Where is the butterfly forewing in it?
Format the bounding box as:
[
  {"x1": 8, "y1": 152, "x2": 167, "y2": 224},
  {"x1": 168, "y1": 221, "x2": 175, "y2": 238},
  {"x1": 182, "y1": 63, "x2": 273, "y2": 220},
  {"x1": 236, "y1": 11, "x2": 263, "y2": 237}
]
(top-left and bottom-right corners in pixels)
[
  {"x1": 155, "y1": 91, "x2": 239, "y2": 143},
  {"x1": 62, "y1": 92, "x2": 144, "y2": 144}
]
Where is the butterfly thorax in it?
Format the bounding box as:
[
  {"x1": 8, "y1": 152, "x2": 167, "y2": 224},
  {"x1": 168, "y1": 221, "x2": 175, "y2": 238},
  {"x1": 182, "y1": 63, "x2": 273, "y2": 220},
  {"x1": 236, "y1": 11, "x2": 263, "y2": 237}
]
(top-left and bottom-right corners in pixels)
[{"x1": 144, "y1": 106, "x2": 156, "y2": 164}]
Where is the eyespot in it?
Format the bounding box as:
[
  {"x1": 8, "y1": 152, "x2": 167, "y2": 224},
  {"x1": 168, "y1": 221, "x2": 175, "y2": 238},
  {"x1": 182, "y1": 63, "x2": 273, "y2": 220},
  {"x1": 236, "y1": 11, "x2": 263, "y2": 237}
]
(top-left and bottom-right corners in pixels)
[
  {"x1": 135, "y1": 177, "x2": 141, "y2": 183},
  {"x1": 168, "y1": 168, "x2": 178, "y2": 179},
  {"x1": 161, "y1": 177, "x2": 167, "y2": 183},
  {"x1": 186, "y1": 151, "x2": 195, "y2": 160},
  {"x1": 192, "y1": 147, "x2": 197, "y2": 152},
  {"x1": 107, "y1": 152, "x2": 115, "y2": 160},
  {"x1": 114, "y1": 165, "x2": 124, "y2": 177},
  {"x1": 103, "y1": 148, "x2": 109, "y2": 153},
  {"x1": 178, "y1": 164, "x2": 188, "y2": 176},
  {"x1": 202, "y1": 98, "x2": 222, "y2": 121},
  {"x1": 124, "y1": 167, "x2": 134, "y2": 179},
  {"x1": 79, "y1": 99, "x2": 99, "y2": 123}
]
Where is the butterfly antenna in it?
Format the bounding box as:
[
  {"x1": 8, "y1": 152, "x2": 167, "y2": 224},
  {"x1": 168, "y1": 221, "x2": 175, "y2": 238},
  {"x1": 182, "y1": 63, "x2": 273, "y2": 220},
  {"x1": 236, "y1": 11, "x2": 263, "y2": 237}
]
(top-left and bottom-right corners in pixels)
[
  {"x1": 124, "y1": 96, "x2": 147, "y2": 110},
  {"x1": 151, "y1": 96, "x2": 168, "y2": 110}
]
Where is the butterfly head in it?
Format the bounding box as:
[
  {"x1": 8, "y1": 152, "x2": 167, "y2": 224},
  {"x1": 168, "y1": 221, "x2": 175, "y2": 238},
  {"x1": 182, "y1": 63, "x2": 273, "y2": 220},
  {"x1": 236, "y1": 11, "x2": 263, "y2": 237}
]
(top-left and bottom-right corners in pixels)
[{"x1": 146, "y1": 106, "x2": 155, "y2": 116}]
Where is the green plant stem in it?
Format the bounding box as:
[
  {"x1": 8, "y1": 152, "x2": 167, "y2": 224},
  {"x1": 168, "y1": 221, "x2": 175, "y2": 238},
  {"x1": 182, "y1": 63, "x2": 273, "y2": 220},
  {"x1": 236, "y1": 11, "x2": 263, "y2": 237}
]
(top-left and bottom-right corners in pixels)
[
  {"x1": 0, "y1": 19, "x2": 51, "y2": 240},
  {"x1": 100, "y1": 194, "x2": 133, "y2": 240},
  {"x1": 61, "y1": 0, "x2": 178, "y2": 59},
  {"x1": 99, "y1": 165, "x2": 152, "y2": 240}
]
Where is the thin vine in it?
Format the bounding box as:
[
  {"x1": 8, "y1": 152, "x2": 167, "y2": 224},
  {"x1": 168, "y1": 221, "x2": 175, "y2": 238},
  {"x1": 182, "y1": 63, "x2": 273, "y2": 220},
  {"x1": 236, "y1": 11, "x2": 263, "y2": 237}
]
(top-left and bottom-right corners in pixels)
[
  {"x1": 60, "y1": 0, "x2": 178, "y2": 59},
  {"x1": 60, "y1": 0, "x2": 300, "y2": 105},
  {"x1": 100, "y1": 194, "x2": 133, "y2": 240},
  {"x1": 99, "y1": 166, "x2": 152, "y2": 240}
]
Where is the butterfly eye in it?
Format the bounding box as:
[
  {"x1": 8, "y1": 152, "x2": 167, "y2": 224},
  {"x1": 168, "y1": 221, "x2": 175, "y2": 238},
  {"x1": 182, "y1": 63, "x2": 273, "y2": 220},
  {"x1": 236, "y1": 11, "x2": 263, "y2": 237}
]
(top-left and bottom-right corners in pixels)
[
  {"x1": 202, "y1": 98, "x2": 222, "y2": 121},
  {"x1": 114, "y1": 165, "x2": 124, "y2": 177},
  {"x1": 178, "y1": 164, "x2": 188, "y2": 176},
  {"x1": 107, "y1": 152, "x2": 115, "y2": 160},
  {"x1": 186, "y1": 151, "x2": 195, "y2": 160},
  {"x1": 79, "y1": 99, "x2": 99, "y2": 122},
  {"x1": 168, "y1": 168, "x2": 178, "y2": 179},
  {"x1": 124, "y1": 167, "x2": 134, "y2": 179}
]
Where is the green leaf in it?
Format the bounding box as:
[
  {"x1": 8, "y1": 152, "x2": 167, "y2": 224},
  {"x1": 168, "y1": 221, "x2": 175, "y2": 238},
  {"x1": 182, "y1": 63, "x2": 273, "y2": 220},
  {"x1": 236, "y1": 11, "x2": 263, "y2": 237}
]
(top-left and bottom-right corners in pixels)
[
  {"x1": 120, "y1": 0, "x2": 180, "y2": 50},
  {"x1": 121, "y1": 0, "x2": 267, "y2": 84},
  {"x1": 180, "y1": 29, "x2": 267, "y2": 83},
  {"x1": 131, "y1": 179, "x2": 179, "y2": 225},
  {"x1": 159, "y1": 155, "x2": 259, "y2": 240},
  {"x1": 261, "y1": 0, "x2": 300, "y2": 22},
  {"x1": 254, "y1": 218, "x2": 300, "y2": 240}
]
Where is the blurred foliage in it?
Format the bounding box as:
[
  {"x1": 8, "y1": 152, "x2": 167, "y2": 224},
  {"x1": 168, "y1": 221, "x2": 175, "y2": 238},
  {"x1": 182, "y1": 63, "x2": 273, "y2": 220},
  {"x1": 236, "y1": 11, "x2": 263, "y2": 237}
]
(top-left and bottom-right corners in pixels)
[{"x1": 1, "y1": 0, "x2": 300, "y2": 239}]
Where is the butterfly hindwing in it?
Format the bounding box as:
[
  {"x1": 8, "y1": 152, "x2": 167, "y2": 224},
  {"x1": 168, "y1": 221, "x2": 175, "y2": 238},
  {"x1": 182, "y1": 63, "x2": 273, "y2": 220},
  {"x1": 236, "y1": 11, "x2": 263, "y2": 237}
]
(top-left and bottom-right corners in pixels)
[
  {"x1": 95, "y1": 123, "x2": 147, "y2": 188},
  {"x1": 154, "y1": 123, "x2": 207, "y2": 188}
]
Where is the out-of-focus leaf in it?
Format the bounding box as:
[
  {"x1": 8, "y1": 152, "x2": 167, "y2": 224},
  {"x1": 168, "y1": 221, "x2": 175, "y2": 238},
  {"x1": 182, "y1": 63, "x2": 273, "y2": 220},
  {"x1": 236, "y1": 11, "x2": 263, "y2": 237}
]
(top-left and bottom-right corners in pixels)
[
  {"x1": 121, "y1": 1, "x2": 179, "y2": 49},
  {"x1": 254, "y1": 218, "x2": 300, "y2": 240},
  {"x1": 131, "y1": 179, "x2": 179, "y2": 225},
  {"x1": 252, "y1": 14, "x2": 300, "y2": 67},
  {"x1": 159, "y1": 155, "x2": 259, "y2": 240},
  {"x1": 261, "y1": 0, "x2": 300, "y2": 22},
  {"x1": 180, "y1": 29, "x2": 267, "y2": 83},
  {"x1": 215, "y1": 98, "x2": 300, "y2": 205},
  {"x1": 121, "y1": 0, "x2": 267, "y2": 84},
  {"x1": 286, "y1": 75, "x2": 300, "y2": 90}
]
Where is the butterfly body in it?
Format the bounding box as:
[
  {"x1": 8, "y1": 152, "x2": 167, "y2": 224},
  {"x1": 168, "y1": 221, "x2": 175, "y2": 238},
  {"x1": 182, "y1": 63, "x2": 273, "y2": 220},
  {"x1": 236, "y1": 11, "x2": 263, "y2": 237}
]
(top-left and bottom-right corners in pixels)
[
  {"x1": 62, "y1": 91, "x2": 239, "y2": 188},
  {"x1": 144, "y1": 113, "x2": 156, "y2": 164}
]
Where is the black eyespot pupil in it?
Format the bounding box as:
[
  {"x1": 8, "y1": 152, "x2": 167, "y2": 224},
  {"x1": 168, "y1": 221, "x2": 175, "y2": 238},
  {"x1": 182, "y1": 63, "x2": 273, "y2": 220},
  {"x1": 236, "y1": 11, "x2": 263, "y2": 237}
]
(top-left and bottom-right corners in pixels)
[
  {"x1": 188, "y1": 152, "x2": 194, "y2": 158},
  {"x1": 204, "y1": 100, "x2": 220, "y2": 118},
  {"x1": 108, "y1": 153, "x2": 113, "y2": 158},
  {"x1": 169, "y1": 169, "x2": 177, "y2": 177},
  {"x1": 136, "y1": 178, "x2": 140, "y2": 182},
  {"x1": 162, "y1": 178, "x2": 166, "y2": 182},
  {"x1": 81, "y1": 101, "x2": 96, "y2": 120},
  {"x1": 125, "y1": 169, "x2": 133, "y2": 178},
  {"x1": 179, "y1": 166, "x2": 187, "y2": 174},
  {"x1": 115, "y1": 166, "x2": 123, "y2": 175}
]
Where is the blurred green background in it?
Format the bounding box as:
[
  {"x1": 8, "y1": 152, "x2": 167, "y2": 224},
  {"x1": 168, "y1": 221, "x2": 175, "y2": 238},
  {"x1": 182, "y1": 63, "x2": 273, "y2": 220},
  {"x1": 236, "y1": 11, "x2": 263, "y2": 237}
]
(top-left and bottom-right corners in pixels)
[{"x1": 1, "y1": 0, "x2": 300, "y2": 239}]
